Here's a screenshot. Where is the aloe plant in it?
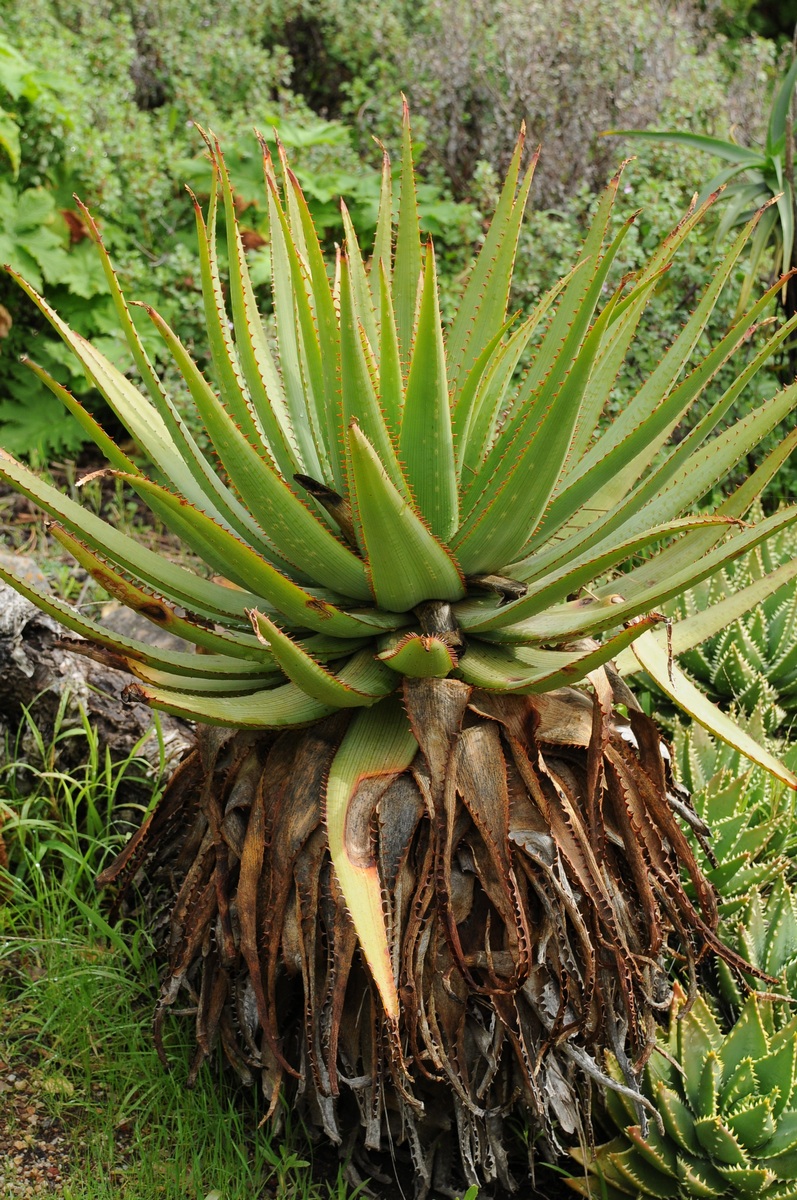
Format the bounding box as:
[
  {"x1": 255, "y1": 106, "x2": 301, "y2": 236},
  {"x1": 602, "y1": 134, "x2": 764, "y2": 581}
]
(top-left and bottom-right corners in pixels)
[
  {"x1": 607, "y1": 56, "x2": 797, "y2": 316},
  {"x1": 672, "y1": 710, "x2": 796, "y2": 917},
  {"x1": 661, "y1": 514, "x2": 797, "y2": 731},
  {"x1": 716, "y1": 877, "x2": 797, "y2": 1008},
  {"x1": 613, "y1": 516, "x2": 797, "y2": 744},
  {"x1": 569, "y1": 988, "x2": 797, "y2": 1199},
  {"x1": 2, "y1": 109, "x2": 797, "y2": 1187}
]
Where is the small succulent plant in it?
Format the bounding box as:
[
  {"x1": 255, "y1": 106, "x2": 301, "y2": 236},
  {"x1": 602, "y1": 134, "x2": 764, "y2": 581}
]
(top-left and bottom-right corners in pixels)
[
  {"x1": 568, "y1": 988, "x2": 797, "y2": 1199},
  {"x1": 715, "y1": 877, "x2": 797, "y2": 1008},
  {"x1": 664, "y1": 511, "x2": 797, "y2": 732},
  {"x1": 672, "y1": 710, "x2": 796, "y2": 916}
]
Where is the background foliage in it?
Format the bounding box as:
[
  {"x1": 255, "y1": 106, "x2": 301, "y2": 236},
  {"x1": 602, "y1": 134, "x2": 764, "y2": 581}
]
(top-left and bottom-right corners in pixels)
[{"x1": 0, "y1": 0, "x2": 794, "y2": 500}]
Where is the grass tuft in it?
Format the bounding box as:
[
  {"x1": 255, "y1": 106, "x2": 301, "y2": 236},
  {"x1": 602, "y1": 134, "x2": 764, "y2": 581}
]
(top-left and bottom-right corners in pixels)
[{"x1": 0, "y1": 704, "x2": 369, "y2": 1200}]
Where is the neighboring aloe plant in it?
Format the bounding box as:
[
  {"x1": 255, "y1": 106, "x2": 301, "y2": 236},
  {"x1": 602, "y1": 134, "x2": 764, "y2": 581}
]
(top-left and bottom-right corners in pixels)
[
  {"x1": 716, "y1": 877, "x2": 797, "y2": 1008},
  {"x1": 661, "y1": 514, "x2": 797, "y2": 731},
  {"x1": 568, "y1": 988, "x2": 797, "y2": 1199},
  {"x1": 2, "y1": 108, "x2": 797, "y2": 1187},
  {"x1": 613, "y1": 519, "x2": 797, "y2": 744},
  {"x1": 607, "y1": 56, "x2": 797, "y2": 315},
  {"x1": 671, "y1": 711, "x2": 796, "y2": 916}
]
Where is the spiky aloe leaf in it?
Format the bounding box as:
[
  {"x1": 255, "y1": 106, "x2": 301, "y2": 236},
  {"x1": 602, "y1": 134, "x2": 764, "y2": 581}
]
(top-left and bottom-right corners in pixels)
[
  {"x1": 347, "y1": 422, "x2": 464, "y2": 610},
  {"x1": 631, "y1": 631, "x2": 797, "y2": 787},
  {"x1": 216, "y1": 147, "x2": 320, "y2": 485},
  {"x1": 324, "y1": 697, "x2": 418, "y2": 1019},
  {"x1": 0, "y1": 450, "x2": 263, "y2": 625},
  {"x1": 338, "y1": 255, "x2": 407, "y2": 501},
  {"x1": 528, "y1": 275, "x2": 797, "y2": 559},
  {"x1": 0, "y1": 561, "x2": 272, "y2": 673},
  {"x1": 377, "y1": 632, "x2": 458, "y2": 677},
  {"x1": 446, "y1": 129, "x2": 536, "y2": 403},
  {"x1": 143, "y1": 302, "x2": 371, "y2": 596},
  {"x1": 393, "y1": 98, "x2": 422, "y2": 366},
  {"x1": 490, "y1": 506, "x2": 797, "y2": 644},
  {"x1": 399, "y1": 241, "x2": 458, "y2": 540},
  {"x1": 371, "y1": 145, "x2": 392, "y2": 284},
  {"x1": 455, "y1": 207, "x2": 634, "y2": 570},
  {"x1": 280, "y1": 158, "x2": 346, "y2": 491},
  {"x1": 249, "y1": 611, "x2": 397, "y2": 706},
  {"x1": 456, "y1": 515, "x2": 735, "y2": 632},
  {"x1": 456, "y1": 618, "x2": 662, "y2": 693},
  {"x1": 119, "y1": 474, "x2": 401, "y2": 638},
  {"x1": 130, "y1": 678, "x2": 338, "y2": 727}
]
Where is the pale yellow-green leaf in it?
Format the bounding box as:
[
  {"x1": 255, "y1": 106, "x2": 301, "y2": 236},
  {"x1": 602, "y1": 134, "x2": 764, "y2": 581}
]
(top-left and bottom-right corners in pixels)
[
  {"x1": 629, "y1": 631, "x2": 797, "y2": 787},
  {"x1": 324, "y1": 698, "x2": 418, "y2": 1019}
]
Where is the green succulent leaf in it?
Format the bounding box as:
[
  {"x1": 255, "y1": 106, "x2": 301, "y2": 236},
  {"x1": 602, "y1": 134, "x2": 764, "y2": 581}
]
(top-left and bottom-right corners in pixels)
[
  {"x1": 631, "y1": 632, "x2": 797, "y2": 787},
  {"x1": 694, "y1": 1117, "x2": 749, "y2": 1168},
  {"x1": 118, "y1": 474, "x2": 400, "y2": 638},
  {"x1": 725, "y1": 1099, "x2": 777, "y2": 1152},
  {"x1": 393, "y1": 99, "x2": 422, "y2": 367},
  {"x1": 399, "y1": 241, "x2": 458, "y2": 540},
  {"x1": 656, "y1": 1083, "x2": 701, "y2": 1155},
  {"x1": 324, "y1": 697, "x2": 418, "y2": 1020},
  {"x1": 132, "y1": 677, "x2": 338, "y2": 727},
  {"x1": 143, "y1": 301, "x2": 371, "y2": 596},
  {"x1": 697, "y1": 1053, "x2": 722, "y2": 1120},
  {"x1": 446, "y1": 129, "x2": 535, "y2": 403},
  {"x1": 347, "y1": 422, "x2": 465, "y2": 611},
  {"x1": 0, "y1": 450, "x2": 264, "y2": 625},
  {"x1": 217, "y1": 150, "x2": 319, "y2": 485},
  {"x1": 338, "y1": 253, "x2": 407, "y2": 501},
  {"x1": 377, "y1": 632, "x2": 458, "y2": 678},
  {"x1": 0, "y1": 561, "x2": 271, "y2": 672},
  {"x1": 249, "y1": 611, "x2": 397, "y2": 705}
]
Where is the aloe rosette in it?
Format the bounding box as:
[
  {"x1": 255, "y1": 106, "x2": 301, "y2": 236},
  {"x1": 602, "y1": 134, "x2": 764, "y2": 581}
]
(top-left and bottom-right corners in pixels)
[
  {"x1": 716, "y1": 877, "x2": 797, "y2": 1008},
  {"x1": 569, "y1": 988, "x2": 797, "y2": 1200},
  {"x1": 662, "y1": 516, "x2": 797, "y2": 730},
  {"x1": 671, "y1": 712, "x2": 796, "y2": 916},
  {"x1": 3, "y1": 108, "x2": 797, "y2": 1186}
]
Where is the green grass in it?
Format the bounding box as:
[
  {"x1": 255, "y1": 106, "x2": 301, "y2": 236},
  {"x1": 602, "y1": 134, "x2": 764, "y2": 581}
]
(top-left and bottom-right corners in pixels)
[{"x1": 0, "y1": 701, "x2": 373, "y2": 1200}]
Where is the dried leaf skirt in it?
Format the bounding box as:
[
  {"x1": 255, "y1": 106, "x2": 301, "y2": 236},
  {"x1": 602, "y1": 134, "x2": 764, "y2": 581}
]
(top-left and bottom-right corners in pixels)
[{"x1": 100, "y1": 678, "x2": 735, "y2": 1194}]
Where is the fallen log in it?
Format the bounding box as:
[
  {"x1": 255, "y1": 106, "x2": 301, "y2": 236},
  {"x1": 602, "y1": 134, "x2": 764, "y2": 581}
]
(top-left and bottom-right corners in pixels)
[{"x1": 0, "y1": 552, "x2": 194, "y2": 788}]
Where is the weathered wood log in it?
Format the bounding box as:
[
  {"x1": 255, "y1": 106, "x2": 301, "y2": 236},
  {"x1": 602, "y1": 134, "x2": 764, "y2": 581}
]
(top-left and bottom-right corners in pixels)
[{"x1": 0, "y1": 552, "x2": 194, "y2": 787}]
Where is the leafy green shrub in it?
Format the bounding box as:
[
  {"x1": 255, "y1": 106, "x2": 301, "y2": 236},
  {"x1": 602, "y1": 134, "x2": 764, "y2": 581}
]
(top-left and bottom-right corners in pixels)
[
  {"x1": 259, "y1": 0, "x2": 416, "y2": 128},
  {"x1": 0, "y1": 4, "x2": 304, "y2": 456},
  {"x1": 402, "y1": 0, "x2": 769, "y2": 201},
  {"x1": 0, "y1": 37, "x2": 119, "y2": 455},
  {"x1": 0, "y1": 1, "x2": 479, "y2": 460}
]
